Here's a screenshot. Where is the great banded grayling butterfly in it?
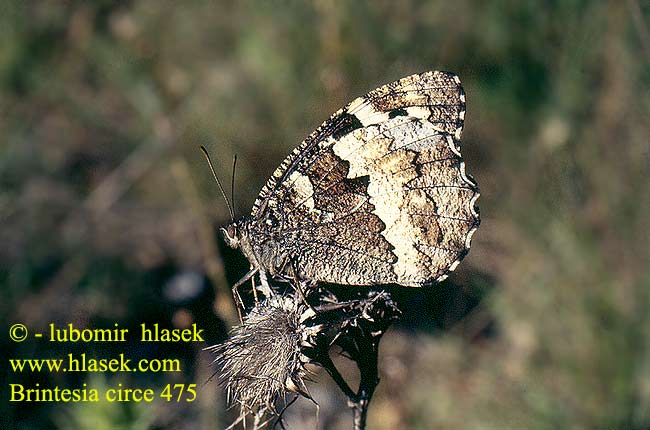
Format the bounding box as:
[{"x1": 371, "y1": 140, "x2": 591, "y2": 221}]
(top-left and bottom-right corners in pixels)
[{"x1": 221, "y1": 71, "x2": 479, "y2": 295}]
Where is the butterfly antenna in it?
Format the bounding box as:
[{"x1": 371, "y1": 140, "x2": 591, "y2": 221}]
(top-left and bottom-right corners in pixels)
[
  {"x1": 230, "y1": 154, "x2": 238, "y2": 218},
  {"x1": 200, "y1": 145, "x2": 235, "y2": 222}
]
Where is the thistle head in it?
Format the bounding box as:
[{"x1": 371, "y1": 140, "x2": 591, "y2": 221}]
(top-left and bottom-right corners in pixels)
[{"x1": 207, "y1": 296, "x2": 322, "y2": 422}]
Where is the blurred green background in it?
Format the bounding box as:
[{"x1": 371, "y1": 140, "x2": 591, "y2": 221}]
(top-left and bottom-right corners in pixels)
[{"x1": 1, "y1": 1, "x2": 649, "y2": 429}]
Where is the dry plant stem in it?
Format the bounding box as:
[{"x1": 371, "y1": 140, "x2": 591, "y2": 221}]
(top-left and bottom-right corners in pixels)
[
  {"x1": 319, "y1": 331, "x2": 381, "y2": 430},
  {"x1": 352, "y1": 331, "x2": 381, "y2": 430},
  {"x1": 313, "y1": 289, "x2": 398, "y2": 430},
  {"x1": 320, "y1": 354, "x2": 356, "y2": 400}
]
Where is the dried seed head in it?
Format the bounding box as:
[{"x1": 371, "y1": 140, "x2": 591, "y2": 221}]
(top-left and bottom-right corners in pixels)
[{"x1": 207, "y1": 296, "x2": 319, "y2": 420}]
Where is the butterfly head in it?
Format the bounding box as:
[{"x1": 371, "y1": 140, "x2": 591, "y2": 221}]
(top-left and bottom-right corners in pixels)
[
  {"x1": 221, "y1": 221, "x2": 241, "y2": 249},
  {"x1": 221, "y1": 218, "x2": 262, "y2": 270}
]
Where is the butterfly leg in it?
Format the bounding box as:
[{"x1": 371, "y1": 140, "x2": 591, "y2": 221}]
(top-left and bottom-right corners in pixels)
[
  {"x1": 250, "y1": 274, "x2": 260, "y2": 304},
  {"x1": 258, "y1": 269, "x2": 273, "y2": 298},
  {"x1": 231, "y1": 285, "x2": 244, "y2": 324},
  {"x1": 290, "y1": 260, "x2": 318, "y2": 314},
  {"x1": 230, "y1": 284, "x2": 245, "y2": 323},
  {"x1": 232, "y1": 266, "x2": 259, "y2": 322}
]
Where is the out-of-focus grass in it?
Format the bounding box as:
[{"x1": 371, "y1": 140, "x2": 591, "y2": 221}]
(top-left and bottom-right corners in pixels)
[{"x1": 1, "y1": 1, "x2": 648, "y2": 430}]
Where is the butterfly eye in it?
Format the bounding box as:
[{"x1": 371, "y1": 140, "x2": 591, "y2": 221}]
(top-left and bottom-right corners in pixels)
[
  {"x1": 227, "y1": 224, "x2": 238, "y2": 239},
  {"x1": 221, "y1": 223, "x2": 240, "y2": 248}
]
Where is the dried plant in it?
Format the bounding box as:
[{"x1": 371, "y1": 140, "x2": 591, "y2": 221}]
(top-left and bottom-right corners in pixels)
[
  {"x1": 207, "y1": 295, "x2": 319, "y2": 428},
  {"x1": 208, "y1": 286, "x2": 401, "y2": 430}
]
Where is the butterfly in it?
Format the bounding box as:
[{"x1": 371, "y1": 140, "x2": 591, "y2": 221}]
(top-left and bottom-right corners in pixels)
[{"x1": 220, "y1": 71, "x2": 479, "y2": 294}]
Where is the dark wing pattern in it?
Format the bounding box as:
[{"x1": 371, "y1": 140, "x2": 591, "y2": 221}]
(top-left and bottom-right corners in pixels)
[{"x1": 252, "y1": 71, "x2": 479, "y2": 287}]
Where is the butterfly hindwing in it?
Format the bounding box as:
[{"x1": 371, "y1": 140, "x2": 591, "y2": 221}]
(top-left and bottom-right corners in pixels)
[{"x1": 249, "y1": 71, "x2": 479, "y2": 287}]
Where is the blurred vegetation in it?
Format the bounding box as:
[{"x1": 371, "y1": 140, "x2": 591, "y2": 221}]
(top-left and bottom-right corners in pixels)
[{"x1": 1, "y1": 1, "x2": 649, "y2": 429}]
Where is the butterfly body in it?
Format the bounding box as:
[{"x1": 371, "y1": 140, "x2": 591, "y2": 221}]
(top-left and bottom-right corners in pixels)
[{"x1": 223, "y1": 71, "x2": 480, "y2": 290}]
